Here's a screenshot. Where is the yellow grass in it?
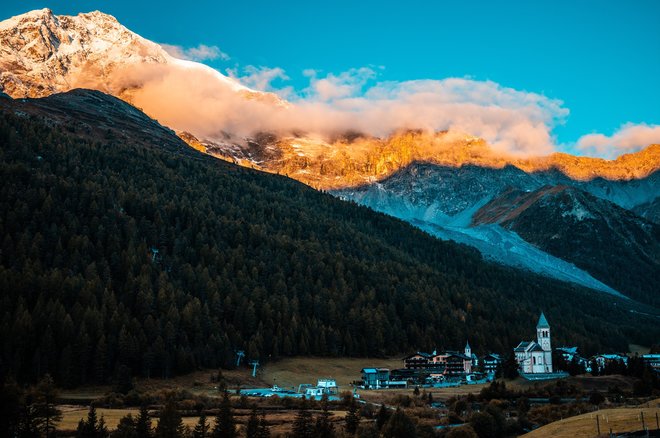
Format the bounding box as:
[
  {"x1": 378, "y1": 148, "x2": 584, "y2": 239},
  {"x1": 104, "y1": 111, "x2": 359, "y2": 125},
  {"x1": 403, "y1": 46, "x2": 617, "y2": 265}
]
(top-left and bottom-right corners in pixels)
[
  {"x1": 58, "y1": 406, "x2": 201, "y2": 432},
  {"x1": 58, "y1": 405, "x2": 348, "y2": 433},
  {"x1": 260, "y1": 356, "x2": 402, "y2": 390},
  {"x1": 523, "y1": 399, "x2": 660, "y2": 438}
]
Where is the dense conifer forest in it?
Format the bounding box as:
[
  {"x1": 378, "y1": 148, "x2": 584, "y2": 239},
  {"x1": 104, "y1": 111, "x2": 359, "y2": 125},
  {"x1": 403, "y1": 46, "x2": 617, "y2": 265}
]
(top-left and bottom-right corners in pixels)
[{"x1": 0, "y1": 91, "x2": 657, "y2": 388}]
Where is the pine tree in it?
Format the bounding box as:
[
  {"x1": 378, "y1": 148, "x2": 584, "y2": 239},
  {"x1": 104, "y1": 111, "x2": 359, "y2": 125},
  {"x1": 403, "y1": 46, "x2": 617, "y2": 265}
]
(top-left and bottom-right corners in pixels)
[
  {"x1": 376, "y1": 404, "x2": 390, "y2": 430},
  {"x1": 245, "y1": 407, "x2": 259, "y2": 438},
  {"x1": 382, "y1": 408, "x2": 417, "y2": 438},
  {"x1": 17, "y1": 388, "x2": 41, "y2": 438},
  {"x1": 77, "y1": 405, "x2": 97, "y2": 437},
  {"x1": 193, "y1": 413, "x2": 209, "y2": 438},
  {"x1": 155, "y1": 398, "x2": 184, "y2": 438},
  {"x1": 314, "y1": 394, "x2": 334, "y2": 438},
  {"x1": 291, "y1": 397, "x2": 314, "y2": 438},
  {"x1": 32, "y1": 374, "x2": 61, "y2": 438},
  {"x1": 113, "y1": 414, "x2": 138, "y2": 438},
  {"x1": 76, "y1": 405, "x2": 108, "y2": 438},
  {"x1": 135, "y1": 405, "x2": 152, "y2": 438},
  {"x1": 98, "y1": 415, "x2": 109, "y2": 438},
  {"x1": 502, "y1": 351, "x2": 519, "y2": 379},
  {"x1": 344, "y1": 397, "x2": 360, "y2": 435},
  {"x1": 212, "y1": 390, "x2": 236, "y2": 438}
]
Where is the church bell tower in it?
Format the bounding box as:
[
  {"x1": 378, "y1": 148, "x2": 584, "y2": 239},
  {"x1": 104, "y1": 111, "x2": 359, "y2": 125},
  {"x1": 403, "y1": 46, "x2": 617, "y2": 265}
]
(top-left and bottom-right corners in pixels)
[{"x1": 536, "y1": 312, "x2": 553, "y2": 372}]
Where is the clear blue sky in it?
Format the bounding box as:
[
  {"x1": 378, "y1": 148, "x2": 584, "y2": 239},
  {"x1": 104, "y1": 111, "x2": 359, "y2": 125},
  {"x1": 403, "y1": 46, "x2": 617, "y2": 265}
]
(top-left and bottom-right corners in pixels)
[{"x1": 2, "y1": 0, "x2": 659, "y2": 146}]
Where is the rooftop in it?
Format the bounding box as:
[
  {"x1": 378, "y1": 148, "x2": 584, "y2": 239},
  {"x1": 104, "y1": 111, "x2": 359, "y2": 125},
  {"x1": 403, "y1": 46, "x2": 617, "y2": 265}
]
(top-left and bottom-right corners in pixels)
[{"x1": 537, "y1": 312, "x2": 550, "y2": 329}]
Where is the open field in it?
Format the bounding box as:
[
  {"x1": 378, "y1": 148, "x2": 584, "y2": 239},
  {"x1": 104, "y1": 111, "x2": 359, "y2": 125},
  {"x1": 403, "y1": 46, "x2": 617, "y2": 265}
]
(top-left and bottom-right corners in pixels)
[
  {"x1": 59, "y1": 357, "x2": 404, "y2": 402},
  {"x1": 259, "y1": 356, "x2": 402, "y2": 390},
  {"x1": 523, "y1": 399, "x2": 660, "y2": 438},
  {"x1": 58, "y1": 407, "x2": 202, "y2": 432},
  {"x1": 59, "y1": 368, "x2": 265, "y2": 402},
  {"x1": 58, "y1": 405, "x2": 348, "y2": 433}
]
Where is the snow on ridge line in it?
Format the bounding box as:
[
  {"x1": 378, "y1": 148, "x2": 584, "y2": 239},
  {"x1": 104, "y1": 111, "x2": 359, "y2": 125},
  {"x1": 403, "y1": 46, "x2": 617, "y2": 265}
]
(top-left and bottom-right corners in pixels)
[
  {"x1": 418, "y1": 221, "x2": 624, "y2": 297},
  {"x1": 0, "y1": 8, "x2": 255, "y2": 96},
  {"x1": 168, "y1": 57, "x2": 248, "y2": 92},
  {"x1": 338, "y1": 187, "x2": 625, "y2": 297}
]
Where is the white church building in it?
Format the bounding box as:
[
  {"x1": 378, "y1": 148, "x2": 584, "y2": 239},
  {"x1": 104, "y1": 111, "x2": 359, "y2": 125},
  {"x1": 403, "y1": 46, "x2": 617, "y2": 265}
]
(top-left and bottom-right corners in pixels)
[{"x1": 514, "y1": 312, "x2": 553, "y2": 374}]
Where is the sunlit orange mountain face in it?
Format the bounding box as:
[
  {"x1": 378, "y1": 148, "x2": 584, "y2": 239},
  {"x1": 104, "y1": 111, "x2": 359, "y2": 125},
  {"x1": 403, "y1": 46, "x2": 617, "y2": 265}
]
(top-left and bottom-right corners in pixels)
[
  {"x1": 2, "y1": 9, "x2": 659, "y2": 300},
  {"x1": 1, "y1": 8, "x2": 658, "y2": 191}
]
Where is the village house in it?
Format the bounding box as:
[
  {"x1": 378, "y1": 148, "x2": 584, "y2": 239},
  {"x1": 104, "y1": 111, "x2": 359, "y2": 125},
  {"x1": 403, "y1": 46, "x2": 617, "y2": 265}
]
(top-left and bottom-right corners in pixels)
[
  {"x1": 556, "y1": 346, "x2": 579, "y2": 362},
  {"x1": 442, "y1": 352, "x2": 473, "y2": 375},
  {"x1": 403, "y1": 352, "x2": 438, "y2": 370},
  {"x1": 403, "y1": 342, "x2": 473, "y2": 376},
  {"x1": 481, "y1": 353, "x2": 502, "y2": 374},
  {"x1": 591, "y1": 353, "x2": 629, "y2": 372},
  {"x1": 361, "y1": 368, "x2": 390, "y2": 389},
  {"x1": 641, "y1": 354, "x2": 660, "y2": 372},
  {"x1": 556, "y1": 346, "x2": 590, "y2": 370}
]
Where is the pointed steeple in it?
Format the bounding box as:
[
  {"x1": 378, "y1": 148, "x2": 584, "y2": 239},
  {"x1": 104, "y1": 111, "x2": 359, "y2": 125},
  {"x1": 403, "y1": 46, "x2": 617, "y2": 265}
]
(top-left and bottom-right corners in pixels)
[
  {"x1": 465, "y1": 340, "x2": 471, "y2": 350},
  {"x1": 536, "y1": 312, "x2": 550, "y2": 329}
]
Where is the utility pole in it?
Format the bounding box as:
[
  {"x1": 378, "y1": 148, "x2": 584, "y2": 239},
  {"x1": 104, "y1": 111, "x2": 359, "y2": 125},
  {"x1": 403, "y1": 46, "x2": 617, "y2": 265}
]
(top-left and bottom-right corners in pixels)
[
  {"x1": 596, "y1": 414, "x2": 600, "y2": 435},
  {"x1": 641, "y1": 411, "x2": 646, "y2": 431},
  {"x1": 249, "y1": 361, "x2": 259, "y2": 377},
  {"x1": 235, "y1": 350, "x2": 245, "y2": 367}
]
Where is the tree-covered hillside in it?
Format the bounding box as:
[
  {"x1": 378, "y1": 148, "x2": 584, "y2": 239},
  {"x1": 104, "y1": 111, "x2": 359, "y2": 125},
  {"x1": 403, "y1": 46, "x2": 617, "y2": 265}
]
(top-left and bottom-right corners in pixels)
[{"x1": 0, "y1": 91, "x2": 657, "y2": 388}]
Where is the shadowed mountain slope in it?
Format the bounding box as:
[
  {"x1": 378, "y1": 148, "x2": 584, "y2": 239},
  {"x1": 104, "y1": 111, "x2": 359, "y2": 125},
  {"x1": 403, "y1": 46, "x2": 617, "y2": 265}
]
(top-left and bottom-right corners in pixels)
[
  {"x1": 473, "y1": 186, "x2": 660, "y2": 305},
  {"x1": 1, "y1": 90, "x2": 657, "y2": 386}
]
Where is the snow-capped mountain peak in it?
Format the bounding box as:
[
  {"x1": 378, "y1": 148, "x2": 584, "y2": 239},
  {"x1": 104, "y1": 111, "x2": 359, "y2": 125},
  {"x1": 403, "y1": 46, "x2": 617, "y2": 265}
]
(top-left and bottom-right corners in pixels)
[{"x1": 0, "y1": 8, "x2": 248, "y2": 98}]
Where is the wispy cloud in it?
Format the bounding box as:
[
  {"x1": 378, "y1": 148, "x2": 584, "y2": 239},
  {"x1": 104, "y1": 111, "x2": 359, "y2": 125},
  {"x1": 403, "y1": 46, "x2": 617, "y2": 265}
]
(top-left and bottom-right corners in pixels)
[
  {"x1": 227, "y1": 65, "x2": 288, "y2": 92},
  {"x1": 576, "y1": 123, "x2": 660, "y2": 158},
  {"x1": 304, "y1": 67, "x2": 377, "y2": 101},
  {"x1": 160, "y1": 43, "x2": 229, "y2": 62}
]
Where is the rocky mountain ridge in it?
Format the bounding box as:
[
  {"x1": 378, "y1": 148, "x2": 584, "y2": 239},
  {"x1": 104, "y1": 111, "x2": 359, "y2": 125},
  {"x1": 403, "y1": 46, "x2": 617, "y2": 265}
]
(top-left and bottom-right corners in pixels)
[{"x1": 1, "y1": 9, "x2": 658, "y2": 190}]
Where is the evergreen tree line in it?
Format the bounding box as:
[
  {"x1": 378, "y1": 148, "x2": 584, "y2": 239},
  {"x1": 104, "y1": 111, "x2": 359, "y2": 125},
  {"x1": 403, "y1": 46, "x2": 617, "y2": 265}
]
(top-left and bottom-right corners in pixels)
[
  {"x1": 0, "y1": 102, "x2": 658, "y2": 388},
  {"x1": 0, "y1": 376, "x2": 267, "y2": 438}
]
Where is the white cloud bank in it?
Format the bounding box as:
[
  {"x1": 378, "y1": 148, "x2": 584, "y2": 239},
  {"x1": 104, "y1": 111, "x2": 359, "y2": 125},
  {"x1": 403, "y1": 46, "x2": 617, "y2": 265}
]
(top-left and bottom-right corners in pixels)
[
  {"x1": 108, "y1": 60, "x2": 569, "y2": 156},
  {"x1": 100, "y1": 50, "x2": 656, "y2": 158},
  {"x1": 576, "y1": 123, "x2": 660, "y2": 158},
  {"x1": 160, "y1": 43, "x2": 229, "y2": 62}
]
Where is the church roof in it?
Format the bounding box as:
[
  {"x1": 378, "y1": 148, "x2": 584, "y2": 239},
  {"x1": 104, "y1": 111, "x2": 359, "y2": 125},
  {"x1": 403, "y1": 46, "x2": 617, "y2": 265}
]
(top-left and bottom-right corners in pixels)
[
  {"x1": 529, "y1": 343, "x2": 545, "y2": 352},
  {"x1": 514, "y1": 341, "x2": 532, "y2": 352},
  {"x1": 536, "y1": 312, "x2": 550, "y2": 329},
  {"x1": 515, "y1": 341, "x2": 546, "y2": 353},
  {"x1": 465, "y1": 340, "x2": 471, "y2": 349}
]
